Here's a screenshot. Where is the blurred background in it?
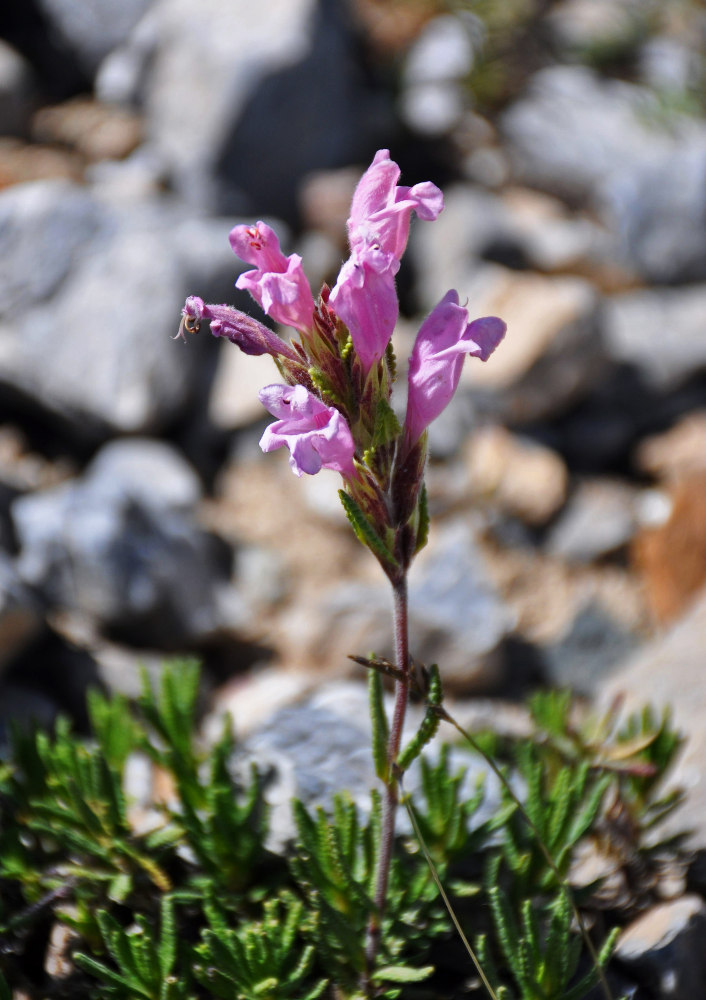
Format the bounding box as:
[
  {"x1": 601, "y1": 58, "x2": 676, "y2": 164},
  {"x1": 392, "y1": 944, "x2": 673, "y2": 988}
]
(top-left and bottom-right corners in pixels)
[{"x1": 0, "y1": 0, "x2": 705, "y2": 754}]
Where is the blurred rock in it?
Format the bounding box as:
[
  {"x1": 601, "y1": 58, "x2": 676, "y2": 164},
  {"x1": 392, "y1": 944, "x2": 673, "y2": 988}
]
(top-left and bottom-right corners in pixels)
[
  {"x1": 604, "y1": 135, "x2": 706, "y2": 284},
  {"x1": 501, "y1": 66, "x2": 682, "y2": 205},
  {"x1": 130, "y1": 0, "x2": 393, "y2": 220},
  {"x1": 638, "y1": 35, "x2": 704, "y2": 94},
  {"x1": 0, "y1": 425, "x2": 75, "y2": 494},
  {"x1": 85, "y1": 437, "x2": 203, "y2": 511},
  {"x1": 0, "y1": 39, "x2": 36, "y2": 137},
  {"x1": 458, "y1": 266, "x2": 607, "y2": 424},
  {"x1": 95, "y1": 7, "x2": 158, "y2": 105},
  {"x1": 208, "y1": 666, "x2": 318, "y2": 741},
  {"x1": 636, "y1": 412, "x2": 706, "y2": 483},
  {"x1": 502, "y1": 65, "x2": 706, "y2": 284},
  {"x1": 0, "y1": 137, "x2": 83, "y2": 188},
  {"x1": 209, "y1": 342, "x2": 279, "y2": 430},
  {"x1": 236, "y1": 681, "x2": 378, "y2": 847},
  {"x1": 35, "y1": 0, "x2": 155, "y2": 77},
  {"x1": 313, "y1": 519, "x2": 515, "y2": 693},
  {"x1": 410, "y1": 185, "x2": 517, "y2": 308},
  {"x1": 599, "y1": 586, "x2": 706, "y2": 853},
  {"x1": 548, "y1": 0, "x2": 657, "y2": 58},
  {"x1": 465, "y1": 425, "x2": 568, "y2": 527},
  {"x1": 234, "y1": 679, "x2": 499, "y2": 849},
  {"x1": 500, "y1": 188, "x2": 634, "y2": 291},
  {"x1": 412, "y1": 183, "x2": 633, "y2": 298},
  {"x1": 0, "y1": 551, "x2": 44, "y2": 677},
  {"x1": 0, "y1": 185, "x2": 233, "y2": 440},
  {"x1": 0, "y1": 180, "x2": 101, "y2": 317},
  {"x1": 399, "y1": 13, "x2": 480, "y2": 136},
  {"x1": 615, "y1": 896, "x2": 706, "y2": 1000},
  {"x1": 632, "y1": 473, "x2": 706, "y2": 625},
  {"x1": 546, "y1": 479, "x2": 640, "y2": 563},
  {"x1": 540, "y1": 599, "x2": 640, "y2": 695},
  {"x1": 11, "y1": 439, "x2": 241, "y2": 648},
  {"x1": 31, "y1": 97, "x2": 142, "y2": 163}
]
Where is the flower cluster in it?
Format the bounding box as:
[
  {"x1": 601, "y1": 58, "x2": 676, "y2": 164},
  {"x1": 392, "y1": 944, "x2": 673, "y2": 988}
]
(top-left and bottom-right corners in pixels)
[{"x1": 179, "y1": 150, "x2": 505, "y2": 581}]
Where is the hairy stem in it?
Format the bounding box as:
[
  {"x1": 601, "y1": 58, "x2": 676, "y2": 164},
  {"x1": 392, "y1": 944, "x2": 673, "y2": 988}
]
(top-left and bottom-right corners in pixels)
[{"x1": 364, "y1": 576, "x2": 410, "y2": 983}]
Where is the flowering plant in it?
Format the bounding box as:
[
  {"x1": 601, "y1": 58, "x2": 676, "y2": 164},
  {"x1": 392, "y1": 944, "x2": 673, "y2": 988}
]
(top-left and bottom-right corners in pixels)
[{"x1": 179, "y1": 148, "x2": 505, "y2": 984}]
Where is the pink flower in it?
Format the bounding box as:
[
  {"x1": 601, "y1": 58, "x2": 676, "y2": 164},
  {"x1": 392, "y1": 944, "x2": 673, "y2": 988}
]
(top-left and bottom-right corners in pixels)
[
  {"x1": 404, "y1": 290, "x2": 506, "y2": 448},
  {"x1": 329, "y1": 150, "x2": 444, "y2": 373},
  {"x1": 327, "y1": 257, "x2": 399, "y2": 372},
  {"x1": 178, "y1": 296, "x2": 300, "y2": 361},
  {"x1": 346, "y1": 148, "x2": 444, "y2": 262},
  {"x1": 258, "y1": 384, "x2": 356, "y2": 478},
  {"x1": 230, "y1": 222, "x2": 315, "y2": 333}
]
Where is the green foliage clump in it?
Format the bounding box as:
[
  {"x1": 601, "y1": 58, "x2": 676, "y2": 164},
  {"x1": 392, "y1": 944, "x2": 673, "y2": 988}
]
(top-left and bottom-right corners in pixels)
[{"x1": 0, "y1": 663, "x2": 685, "y2": 1000}]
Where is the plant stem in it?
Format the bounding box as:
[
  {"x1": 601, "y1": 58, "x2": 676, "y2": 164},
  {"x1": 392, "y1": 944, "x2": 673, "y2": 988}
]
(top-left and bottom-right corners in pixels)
[{"x1": 365, "y1": 575, "x2": 410, "y2": 981}]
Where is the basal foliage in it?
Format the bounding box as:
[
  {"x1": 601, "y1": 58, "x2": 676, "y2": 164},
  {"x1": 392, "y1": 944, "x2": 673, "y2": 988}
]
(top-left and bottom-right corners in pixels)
[{"x1": 0, "y1": 663, "x2": 683, "y2": 1000}]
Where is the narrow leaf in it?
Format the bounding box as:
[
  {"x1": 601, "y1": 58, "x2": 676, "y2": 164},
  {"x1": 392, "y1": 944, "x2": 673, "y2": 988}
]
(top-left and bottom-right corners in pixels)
[
  {"x1": 338, "y1": 490, "x2": 398, "y2": 568},
  {"x1": 368, "y1": 668, "x2": 389, "y2": 782}
]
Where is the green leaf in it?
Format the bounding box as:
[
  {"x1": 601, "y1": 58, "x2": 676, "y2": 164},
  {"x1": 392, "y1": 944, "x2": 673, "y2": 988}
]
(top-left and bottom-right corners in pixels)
[
  {"x1": 108, "y1": 872, "x2": 133, "y2": 904},
  {"x1": 368, "y1": 668, "x2": 389, "y2": 782},
  {"x1": 414, "y1": 481, "x2": 430, "y2": 555},
  {"x1": 338, "y1": 490, "x2": 398, "y2": 568},
  {"x1": 372, "y1": 397, "x2": 401, "y2": 448},
  {"x1": 73, "y1": 952, "x2": 151, "y2": 997},
  {"x1": 372, "y1": 965, "x2": 435, "y2": 983}
]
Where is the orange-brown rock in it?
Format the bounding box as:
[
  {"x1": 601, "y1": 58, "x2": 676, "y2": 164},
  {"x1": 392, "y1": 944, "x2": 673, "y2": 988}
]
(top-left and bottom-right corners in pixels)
[{"x1": 632, "y1": 472, "x2": 706, "y2": 624}]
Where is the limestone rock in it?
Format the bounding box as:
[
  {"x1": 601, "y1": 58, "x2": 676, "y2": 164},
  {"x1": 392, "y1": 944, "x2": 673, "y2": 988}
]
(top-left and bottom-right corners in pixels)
[
  {"x1": 465, "y1": 425, "x2": 569, "y2": 527},
  {"x1": 546, "y1": 478, "x2": 640, "y2": 563},
  {"x1": 599, "y1": 587, "x2": 706, "y2": 854},
  {"x1": 615, "y1": 896, "x2": 706, "y2": 1000},
  {"x1": 457, "y1": 267, "x2": 608, "y2": 424},
  {"x1": 604, "y1": 286, "x2": 706, "y2": 392},
  {"x1": 636, "y1": 412, "x2": 706, "y2": 483}
]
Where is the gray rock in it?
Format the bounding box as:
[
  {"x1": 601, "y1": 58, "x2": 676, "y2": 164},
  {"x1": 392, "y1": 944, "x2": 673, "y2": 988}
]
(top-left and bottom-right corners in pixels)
[
  {"x1": 602, "y1": 136, "x2": 706, "y2": 284},
  {"x1": 500, "y1": 65, "x2": 695, "y2": 205},
  {"x1": 615, "y1": 896, "x2": 706, "y2": 1000},
  {"x1": 0, "y1": 184, "x2": 237, "y2": 440},
  {"x1": 11, "y1": 439, "x2": 240, "y2": 648},
  {"x1": 85, "y1": 438, "x2": 203, "y2": 513},
  {"x1": 0, "y1": 181, "x2": 102, "y2": 319},
  {"x1": 316, "y1": 519, "x2": 515, "y2": 693},
  {"x1": 126, "y1": 0, "x2": 394, "y2": 219},
  {"x1": 95, "y1": 8, "x2": 159, "y2": 105},
  {"x1": 0, "y1": 40, "x2": 36, "y2": 137},
  {"x1": 604, "y1": 285, "x2": 706, "y2": 391},
  {"x1": 546, "y1": 479, "x2": 639, "y2": 563},
  {"x1": 548, "y1": 0, "x2": 658, "y2": 59},
  {"x1": 541, "y1": 600, "x2": 640, "y2": 695},
  {"x1": 501, "y1": 65, "x2": 706, "y2": 284},
  {"x1": 0, "y1": 551, "x2": 44, "y2": 677},
  {"x1": 463, "y1": 268, "x2": 608, "y2": 425},
  {"x1": 410, "y1": 185, "x2": 515, "y2": 309},
  {"x1": 411, "y1": 183, "x2": 627, "y2": 293},
  {"x1": 235, "y1": 680, "x2": 500, "y2": 850},
  {"x1": 399, "y1": 13, "x2": 481, "y2": 136},
  {"x1": 35, "y1": 0, "x2": 155, "y2": 77},
  {"x1": 598, "y1": 587, "x2": 706, "y2": 854},
  {"x1": 638, "y1": 35, "x2": 704, "y2": 94}
]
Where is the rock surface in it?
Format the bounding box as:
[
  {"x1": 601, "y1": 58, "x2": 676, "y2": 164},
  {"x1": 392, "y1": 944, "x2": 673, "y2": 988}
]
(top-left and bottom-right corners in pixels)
[{"x1": 599, "y1": 588, "x2": 706, "y2": 854}]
